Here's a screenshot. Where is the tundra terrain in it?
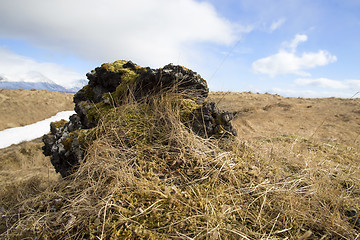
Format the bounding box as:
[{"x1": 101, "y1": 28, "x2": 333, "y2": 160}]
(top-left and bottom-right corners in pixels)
[
  {"x1": 0, "y1": 88, "x2": 74, "y2": 131},
  {"x1": 1, "y1": 90, "x2": 359, "y2": 239}
]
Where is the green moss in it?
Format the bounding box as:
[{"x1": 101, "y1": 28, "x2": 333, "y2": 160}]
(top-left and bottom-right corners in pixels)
[
  {"x1": 61, "y1": 130, "x2": 79, "y2": 151},
  {"x1": 107, "y1": 106, "x2": 155, "y2": 146},
  {"x1": 102, "y1": 60, "x2": 144, "y2": 73},
  {"x1": 108, "y1": 70, "x2": 138, "y2": 101},
  {"x1": 77, "y1": 128, "x2": 97, "y2": 148},
  {"x1": 101, "y1": 60, "x2": 129, "y2": 72},
  {"x1": 178, "y1": 98, "x2": 201, "y2": 122},
  {"x1": 50, "y1": 120, "x2": 68, "y2": 129},
  {"x1": 62, "y1": 136, "x2": 73, "y2": 151},
  {"x1": 86, "y1": 102, "x2": 112, "y2": 124},
  {"x1": 101, "y1": 61, "x2": 140, "y2": 103},
  {"x1": 61, "y1": 129, "x2": 97, "y2": 151}
]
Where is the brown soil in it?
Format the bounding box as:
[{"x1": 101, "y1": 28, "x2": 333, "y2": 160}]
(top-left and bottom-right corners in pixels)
[{"x1": 0, "y1": 88, "x2": 74, "y2": 131}]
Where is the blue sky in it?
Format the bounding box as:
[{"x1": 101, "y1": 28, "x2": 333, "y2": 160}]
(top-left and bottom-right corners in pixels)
[{"x1": 0, "y1": 0, "x2": 359, "y2": 97}]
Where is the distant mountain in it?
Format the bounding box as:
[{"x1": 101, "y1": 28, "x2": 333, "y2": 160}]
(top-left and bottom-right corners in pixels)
[
  {"x1": 0, "y1": 79, "x2": 87, "y2": 93},
  {"x1": 0, "y1": 70, "x2": 88, "y2": 93},
  {"x1": 66, "y1": 79, "x2": 88, "y2": 93}
]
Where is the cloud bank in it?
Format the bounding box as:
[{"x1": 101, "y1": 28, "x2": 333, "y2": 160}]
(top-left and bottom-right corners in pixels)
[
  {"x1": 0, "y1": 0, "x2": 241, "y2": 68},
  {"x1": 270, "y1": 87, "x2": 352, "y2": 98},
  {"x1": 295, "y1": 78, "x2": 360, "y2": 90},
  {"x1": 252, "y1": 34, "x2": 337, "y2": 77},
  {"x1": 0, "y1": 47, "x2": 84, "y2": 88},
  {"x1": 270, "y1": 78, "x2": 360, "y2": 98}
]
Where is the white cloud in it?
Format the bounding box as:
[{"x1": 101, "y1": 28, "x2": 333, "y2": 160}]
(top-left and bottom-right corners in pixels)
[
  {"x1": 0, "y1": 47, "x2": 84, "y2": 88},
  {"x1": 252, "y1": 34, "x2": 337, "y2": 77},
  {"x1": 285, "y1": 34, "x2": 307, "y2": 52},
  {"x1": 0, "y1": 0, "x2": 242, "y2": 68},
  {"x1": 295, "y1": 78, "x2": 360, "y2": 90},
  {"x1": 345, "y1": 79, "x2": 360, "y2": 89},
  {"x1": 271, "y1": 87, "x2": 353, "y2": 98},
  {"x1": 269, "y1": 18, "x2": 286, "y2": 32},
  {"x1": 295, "y1": 78, "x2": 346, "y2": 89}
]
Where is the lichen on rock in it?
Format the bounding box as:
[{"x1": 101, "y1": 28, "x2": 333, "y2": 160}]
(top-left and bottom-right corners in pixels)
[{"x1": 43, "y1": 60, "x2": 237, "y2": 177}]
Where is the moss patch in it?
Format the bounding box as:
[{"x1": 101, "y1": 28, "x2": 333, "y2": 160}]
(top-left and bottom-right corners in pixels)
[
  {"x1": 101, "y1": 60, "x2": 129, "y2": 72},
  {"x1": 50, "y1": 119, "x2": 68, "y2": 129},
  {"x1": 85, "y1": 102, "x2": 112, "y2": 125},
  {"x1": 61, "y1": 136, "x2": 73, "y2": 151},
  {"x1": 101, "y1": 61, "x2": 140, "y2": 103},
  {"x1": 178, "y1": 98, "x2": 201, "y2": 122}
]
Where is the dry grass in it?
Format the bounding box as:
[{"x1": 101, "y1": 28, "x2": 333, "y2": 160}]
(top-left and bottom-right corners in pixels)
[
  {"x1": 0, "y1": 139, "x2": 60, "y2": 234},
  {"x1": 209, "y1": 92, "x2": 360, "y2": 147},
  {"x1": 1, "y1": 92, "x2": 360, "y2": 239},
  {"x1": 0, "y1": 88, "x2": 74, "y2": 130}
]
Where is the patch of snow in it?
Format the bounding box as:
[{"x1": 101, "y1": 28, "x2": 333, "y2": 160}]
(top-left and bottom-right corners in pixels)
[{"x1": 0, "y1": 111, "x2": 75, "y2": 149}]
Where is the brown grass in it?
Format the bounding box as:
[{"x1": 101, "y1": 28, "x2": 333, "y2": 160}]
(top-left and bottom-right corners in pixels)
[
  {"x1": 209, "y1": 91, "x2": 360, "y2": 148},
  {"x1": 0, "y1": 139, "x2": 60, "y2": 234},
  {"x1": 1, "y1": 92, "x2": 360, "y2": 239},
  {"x1": 0, "y1": 88, "x2": 74, "y2": 131}
]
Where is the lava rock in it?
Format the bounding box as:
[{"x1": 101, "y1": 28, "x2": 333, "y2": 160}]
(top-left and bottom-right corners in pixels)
[
  {"x1": 43, "y1": 60, "x2": 236, "y2": 177},
  {"x1": 43, "y1": 117, "x2": 84, "y2": 177},
  {"x1": 190, "y1": 102, "x2": 237, "y2": 138},
  {"x1": 135, "y1": 64, "x2": 208, "y2": 104}
]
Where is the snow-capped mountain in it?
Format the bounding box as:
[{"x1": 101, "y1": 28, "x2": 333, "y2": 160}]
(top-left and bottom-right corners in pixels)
[
  {"x1": 0, "y1": 81, "x2": 68, "y2": 92},
  {"x1": 0, "y1": 73, "x2": 87, "y2": 93},
  {"x1": 65, "y1": 79, "x2": 88, "y2": 93}
]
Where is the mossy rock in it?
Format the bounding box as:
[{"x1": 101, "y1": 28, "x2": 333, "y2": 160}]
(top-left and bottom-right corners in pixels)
[
  {"x1": 50, "y1": 120, "x2": 68, "y2": 135},
  {"x1": 44, "y1": 59, "x2": 237, "y2": 178}
]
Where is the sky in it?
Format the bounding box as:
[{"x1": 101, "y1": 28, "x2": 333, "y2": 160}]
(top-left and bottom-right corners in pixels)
[{"x1": 0, "y1": 0, "x2": 360, "y2": 97}]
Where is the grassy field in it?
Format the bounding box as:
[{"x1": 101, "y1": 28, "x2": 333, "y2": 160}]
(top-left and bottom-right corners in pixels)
[
  {"x1": 209, "y1": 91, "x2": 360, "y2": 147},
  {"x1": 0, "y1": 88, "x2": 74, "y2": 131},
  {"x1": 0, "y1": 90, "x2": 359, "y2": 239}
]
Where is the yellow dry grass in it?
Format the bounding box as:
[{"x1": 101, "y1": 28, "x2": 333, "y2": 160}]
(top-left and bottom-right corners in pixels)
[
  {"x1": 0, "y1": 139, "x2": 60, "y2": 234},
  {"x1": 208, "y1": 92, "x2": 360, "y2": 147},
  {"x1": 0, "y1": 88, "x2": 74, "y2": 131}
]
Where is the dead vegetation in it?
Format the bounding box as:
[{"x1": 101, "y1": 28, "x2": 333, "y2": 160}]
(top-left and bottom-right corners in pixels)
[
  {"x1": 209, "y1": 91, "x2": 360, "y2": 147},
  {"x1": 0, "y1": 139, "x2": 60, "y2": 234},
  {"x1": 0, "y1": 88, "x2": 74, "y2": 131},
  {"x1": 0, "y1": 91, "x2": 360, "y2": 239}
]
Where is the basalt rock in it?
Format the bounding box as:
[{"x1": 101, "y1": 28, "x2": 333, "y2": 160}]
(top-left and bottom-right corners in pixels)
[
  {"x1": 73, "y1": 60, "x2": 209, "y2": 106},
  {"x1": 190, "y1": 102, "x2": 237, "y2": 138},
  {"x1": 42, "y1": 115, "x2": 85, "y2": 177},
  {"x1": 43, "y1": 60, "x2": 236, "y2": 177}
]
